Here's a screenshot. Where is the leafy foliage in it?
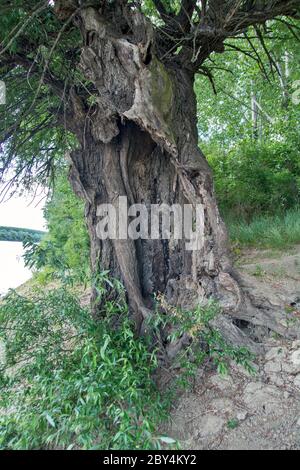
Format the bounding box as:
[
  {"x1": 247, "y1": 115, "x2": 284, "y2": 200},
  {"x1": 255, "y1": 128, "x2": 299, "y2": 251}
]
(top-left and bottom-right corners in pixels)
[
  {"x1": 196, "y1": 21, "x2": 300, "y2": 147},
  {"x1": 151, "y1": 294, "x2": 255, "y2": 386},
  {"x1": 0, "y1": 284, "x2": 171, "y2": 450},
  {"x1": 207, "y1": 140, "x2": 300, "y2": 218},
  {"x1": 23, "y1": 172, "x2": 90, "y2": 282},
  {"x1": 0, "y1": 1, "x2": 77, "y2": 193},
  {"x1": 0, "y1": 280, "x2": 256, "y2": 450},
  {"x1": 194, "y1": 21, "x2": 300, "y2": 221}
]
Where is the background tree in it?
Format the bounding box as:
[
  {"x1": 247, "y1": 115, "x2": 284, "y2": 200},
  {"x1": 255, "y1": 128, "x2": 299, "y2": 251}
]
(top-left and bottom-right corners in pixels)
[
  {"x1": 1, "y1": 0, "x2": 300, "y2": 356},
  {"x1": 195, "y1": 21, "x2": 300, "y2": 218},
  {"x1": 23, "y1": 170, "x2": 90, "y2": 281}
]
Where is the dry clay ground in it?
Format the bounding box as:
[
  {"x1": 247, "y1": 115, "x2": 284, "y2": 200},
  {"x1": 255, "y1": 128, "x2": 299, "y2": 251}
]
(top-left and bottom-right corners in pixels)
[{"x1": 162, "y1": 245, "x2": 300, "y2": 450}]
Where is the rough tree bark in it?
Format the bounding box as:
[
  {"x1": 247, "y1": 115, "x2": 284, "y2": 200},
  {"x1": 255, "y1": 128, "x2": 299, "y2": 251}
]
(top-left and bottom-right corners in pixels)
[{"x1": 61, "y1": 3, "x2": 300, "y2": 356}]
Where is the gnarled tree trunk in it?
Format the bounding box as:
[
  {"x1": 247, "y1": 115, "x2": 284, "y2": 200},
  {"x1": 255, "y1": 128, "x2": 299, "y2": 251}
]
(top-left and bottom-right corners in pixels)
[{"x1": 66, "y1": 5, "x2": 299, "y2": 356}]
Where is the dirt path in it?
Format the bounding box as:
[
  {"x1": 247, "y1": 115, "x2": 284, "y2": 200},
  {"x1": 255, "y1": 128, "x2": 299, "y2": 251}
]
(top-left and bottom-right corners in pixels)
[{"x1": 162, "y1": 247, "x2": 300, "y2": 450}]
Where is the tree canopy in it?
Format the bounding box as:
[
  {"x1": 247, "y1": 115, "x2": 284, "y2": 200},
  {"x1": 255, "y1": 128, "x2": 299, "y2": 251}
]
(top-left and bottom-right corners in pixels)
[{"x1": 1, "y1": 0, "x2": 300, "y2": 197}]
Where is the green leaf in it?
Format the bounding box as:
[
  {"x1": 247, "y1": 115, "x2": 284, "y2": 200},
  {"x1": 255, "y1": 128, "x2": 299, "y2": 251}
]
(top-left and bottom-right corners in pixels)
[{"x1": 44, "y1": 413, "x2": 56, "y2": 428}]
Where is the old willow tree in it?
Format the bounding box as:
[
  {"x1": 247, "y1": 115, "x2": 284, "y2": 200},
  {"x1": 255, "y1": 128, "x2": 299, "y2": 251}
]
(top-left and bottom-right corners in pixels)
[{"x1": 1, "y1": 0, "x2": 300, "y2": 356}]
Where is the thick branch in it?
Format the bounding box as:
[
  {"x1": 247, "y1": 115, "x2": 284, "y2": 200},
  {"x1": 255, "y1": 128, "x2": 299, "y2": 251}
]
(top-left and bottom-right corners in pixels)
[{"x1": 164, "y1": 0, "x2": 300, "y2": 69}]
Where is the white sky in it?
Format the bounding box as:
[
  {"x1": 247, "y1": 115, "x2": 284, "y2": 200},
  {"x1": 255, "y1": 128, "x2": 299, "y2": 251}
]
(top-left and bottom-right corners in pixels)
[{"x1": 0, "y1": 194, "x2": 46, "y2": 231}]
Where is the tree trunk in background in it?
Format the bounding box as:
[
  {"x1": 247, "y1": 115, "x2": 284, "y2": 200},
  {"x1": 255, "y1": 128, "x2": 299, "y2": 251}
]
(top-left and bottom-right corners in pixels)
[
  {"x1": 251, "y1": 81, "x2": 259, "y2": 140},
  {"x1": 277, "y1": 56, "x2": 290, "y2": 108}
]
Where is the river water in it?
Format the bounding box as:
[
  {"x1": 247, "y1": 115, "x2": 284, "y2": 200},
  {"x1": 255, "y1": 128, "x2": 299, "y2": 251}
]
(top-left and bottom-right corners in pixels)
[{"x1": 0, "y1": 241, "x2": 32, "y2": 296}]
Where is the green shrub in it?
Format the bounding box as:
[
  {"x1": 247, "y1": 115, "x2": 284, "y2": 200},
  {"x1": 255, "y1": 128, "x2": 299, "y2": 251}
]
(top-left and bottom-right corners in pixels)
[
  {"x1": 151, "y1": 295, "x2": 255, "y2": 384},
  {"x1": 23, "y1": 173, "x2": 90, "y2": 283},
  {"x1": 0, "y1": 286, "x2": 170, "y2": 450},
  {"x1": 0, "y1": 282, "x2": 255, "y2": 450},
  {"x1": 206, "y1": 140, "x2": 300, "y2": 219}
]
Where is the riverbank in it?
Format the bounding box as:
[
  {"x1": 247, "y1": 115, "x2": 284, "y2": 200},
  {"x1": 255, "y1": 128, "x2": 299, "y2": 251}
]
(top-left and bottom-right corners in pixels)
[
  {"x1": 161, "y1": 245, "x2": 300, "y2": 449},
  {"x1": 1, "y1": 245, "x2": 300, "y2": 450}
]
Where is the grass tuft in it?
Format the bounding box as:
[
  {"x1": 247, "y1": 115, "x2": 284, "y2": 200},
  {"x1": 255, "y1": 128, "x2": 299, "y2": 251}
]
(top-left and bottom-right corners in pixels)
[{"x1": 228, "y1": 208, "x2": 300, "y2": 249}]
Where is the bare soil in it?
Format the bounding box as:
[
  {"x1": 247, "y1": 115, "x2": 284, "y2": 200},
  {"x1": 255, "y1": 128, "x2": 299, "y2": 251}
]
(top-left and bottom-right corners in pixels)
[{"x1": 162, "y1": 246, "x2": 300, "y2": 450}]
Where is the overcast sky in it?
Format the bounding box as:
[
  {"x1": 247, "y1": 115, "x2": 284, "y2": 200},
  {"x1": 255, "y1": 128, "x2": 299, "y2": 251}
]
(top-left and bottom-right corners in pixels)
[{"x1": 0, "y1": 194, "x2": 46, "y2": 231}]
